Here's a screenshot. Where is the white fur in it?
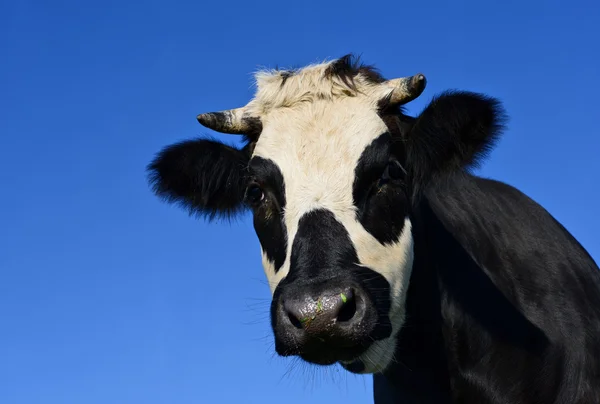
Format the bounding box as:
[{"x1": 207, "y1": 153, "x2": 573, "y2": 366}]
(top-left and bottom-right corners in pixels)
[{"x1": 248, "y1": 59, "x2": 414, "y2": 374}]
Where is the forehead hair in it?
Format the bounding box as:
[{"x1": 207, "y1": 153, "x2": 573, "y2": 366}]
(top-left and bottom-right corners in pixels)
[{"x1": 244, "y1": 55, "x2": 391, "y2": 118}]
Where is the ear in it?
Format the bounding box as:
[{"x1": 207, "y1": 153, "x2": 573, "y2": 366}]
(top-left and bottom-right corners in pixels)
[
  {"x1": 147, "y1": 138, "x2": 252, "y2": 221},
  {"x1": 404, "y1": 90, "x2": 507, "y2": 194}
]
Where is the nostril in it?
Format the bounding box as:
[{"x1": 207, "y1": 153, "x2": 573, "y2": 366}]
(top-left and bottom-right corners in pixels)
[
  {"x1": 282, "y1": 299, "x2": 306, "y2": 330},
  {"x1": 336, "y1": 289, "x2": 357, "y2": 323},
  {"x1": 287, "y1": 310, "x2": 304, "y2": 329},
  {"x1": 337, "y1": 297, "x2": 356, "y2": 322}
]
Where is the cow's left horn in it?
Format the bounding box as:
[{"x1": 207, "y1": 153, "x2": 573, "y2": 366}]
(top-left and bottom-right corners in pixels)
[
  {"x1": 386, "y1": 74, "x2": 427, "y2": 105},
  {"x1": 197, "y1": 107, "x2": 262, "y2": 135}
]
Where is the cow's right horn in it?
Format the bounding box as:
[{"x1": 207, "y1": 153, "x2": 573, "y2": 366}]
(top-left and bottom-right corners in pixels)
[{"x1": 197, "y1": 107, "x2": 262, "y2": 136}]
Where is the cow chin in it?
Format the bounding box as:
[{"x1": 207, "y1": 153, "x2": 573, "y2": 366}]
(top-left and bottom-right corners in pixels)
[
  {"x1": 272, "y1": 315, "x2": 395, "y2": 369},
  {"x1": 340, "y1": 336, "x2": 398, "y2": 374}
]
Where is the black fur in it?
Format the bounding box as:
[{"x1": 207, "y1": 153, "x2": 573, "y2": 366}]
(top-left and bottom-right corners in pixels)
[
  {"x1": 353, "y1": 133, "x2": 409, "y2": 244},
  {"x1": 352, "y1": 133, "x2": 391, "y2": 207},
  {"x1": 247, "y1": 157, "x2": 288, "y2": 272},
  {"x1": 368, "y1": 92, "x2": 600, "y2": 404},
  {"x1": 241, "y1": 117, "x2": 263, "y2": 140},
  {"x1": 400, "y1": 90, "x2": 508, "y2": 201},
  {"x1": 279, "y1": 71, "x2": 293, "y2": 88},
  {"x1": 323, "y1": 54, "x2": 386, "y2": 90},
  {"x1": 373, "y1": 173, "x2": 600, "y2": 403},
  {"x1": 146, "y1": 138, "x2": 251, "y2": 221},
  {"x1": 288, "y1": 209, "x2": 358, "y2": 279}
]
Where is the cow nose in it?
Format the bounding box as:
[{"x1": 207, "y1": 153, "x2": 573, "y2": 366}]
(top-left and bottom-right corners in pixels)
[
  {"x1": 273, "y1": 283, "x2": 381, "y2": 365},
  {"x1": 282, "y1": 287, "x2": 364, "y2": 336}
]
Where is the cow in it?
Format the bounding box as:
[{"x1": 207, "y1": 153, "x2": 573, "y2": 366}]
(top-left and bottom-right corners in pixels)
[{"x1": 146, "y1": 54, "x2": 600, "y2": 403}]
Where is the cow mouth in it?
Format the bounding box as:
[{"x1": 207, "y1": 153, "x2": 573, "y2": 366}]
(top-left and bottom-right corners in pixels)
[
  {"x1": 340, "y1": 359, "x2": 367, "y2": 374},
  {"x1": 278, "y1": 324, "x2": 393, "y2": 367},
  {"x1": 273, "y1": 312, "x2": 394, "y2": 367},
  {"x1": 296, "y1": 342, "x2": 370, "y2": 366}
]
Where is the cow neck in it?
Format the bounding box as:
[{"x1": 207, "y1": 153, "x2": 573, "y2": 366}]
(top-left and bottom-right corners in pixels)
[{"x1": 372, "y1": 198, "x2": 454, "y2": 403}]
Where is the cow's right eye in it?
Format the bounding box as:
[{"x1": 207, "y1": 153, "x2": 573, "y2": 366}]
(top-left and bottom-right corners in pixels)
[{"x1": 246, "y1": 184, "x2": 264, "y2": 205}]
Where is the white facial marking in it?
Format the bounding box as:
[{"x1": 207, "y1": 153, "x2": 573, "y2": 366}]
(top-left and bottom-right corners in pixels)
[
  {"x1": 348, "y1": 218, "x2": 414, "y2": 373},
  {"x1": 249, "y1": 59, "x2": 414, "y2": 373}
]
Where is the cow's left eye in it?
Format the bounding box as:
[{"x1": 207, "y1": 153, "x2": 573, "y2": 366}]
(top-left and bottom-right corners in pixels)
[{"x1": 380, "y1": 160, "x2": 406, "y2": 183}]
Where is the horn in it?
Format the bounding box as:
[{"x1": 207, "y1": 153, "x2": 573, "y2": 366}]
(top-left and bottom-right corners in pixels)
[
  {"x1": 196, "y1": 107, "x2": 262, "y2": 135},
  {"x1": 386, "y1": 73, "x2": 427, "y2": 105}
]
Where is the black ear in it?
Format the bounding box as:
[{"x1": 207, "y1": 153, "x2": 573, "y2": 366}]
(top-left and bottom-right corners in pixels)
[
  {"x1": 147, "y1": 138, "x2": 251, "y2": 221},
  {"x1": 404, "y1": 90, "x2": 507, "y2": 194}
]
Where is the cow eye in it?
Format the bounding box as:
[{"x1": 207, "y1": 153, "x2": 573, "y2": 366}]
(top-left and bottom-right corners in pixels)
[
  {"x1": 387, "y1": 160, "x2": 405, "y2": 180},
  {"x1": 245, "y1": 184, "x2": 264, "y2": 205},
  {"x1": 381, "y1": 160, "x2": 405, "y2": 183}
]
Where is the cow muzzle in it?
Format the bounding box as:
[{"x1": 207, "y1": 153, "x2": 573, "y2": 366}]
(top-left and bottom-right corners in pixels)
[{"x1": 271, "y1": 278, "x2": 382, "y2": 365}]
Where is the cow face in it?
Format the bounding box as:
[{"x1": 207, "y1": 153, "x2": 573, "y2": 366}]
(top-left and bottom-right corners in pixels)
[
  {"x1": 248, "y1": 85, "x2": 418, "y2": 373},
  {"x1": 148, "y1": 55, "x2": 506, "y2": 374}
]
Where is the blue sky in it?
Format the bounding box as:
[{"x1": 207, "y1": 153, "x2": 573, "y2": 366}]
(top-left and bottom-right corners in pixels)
[{"x1": 1, "y1": 0, "x2": 598, "y2": 403}]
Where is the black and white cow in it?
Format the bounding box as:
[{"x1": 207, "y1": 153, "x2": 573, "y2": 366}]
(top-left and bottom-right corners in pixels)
[{"x1": 147, "y1": 55, "x2": 600, "y2": 403}]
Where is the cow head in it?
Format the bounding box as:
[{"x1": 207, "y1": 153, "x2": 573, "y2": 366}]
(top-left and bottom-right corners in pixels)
[{"x1": 147, "y1": 55, "x2": 505, "y2": 374}]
